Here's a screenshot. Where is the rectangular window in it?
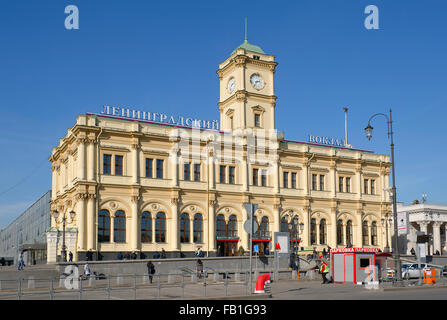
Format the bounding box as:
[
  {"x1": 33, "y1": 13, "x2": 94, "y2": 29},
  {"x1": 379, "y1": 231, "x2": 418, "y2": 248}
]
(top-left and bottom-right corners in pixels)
[
  {"x1": 312, "y1": 174, "x2": 317, "y2": 191},
  {"x1": 254, "y1": 114, "x2": 261, "y2": 127},
  {"x1": 229, "y1": 166, "x2": 235, "y2": 184},
  {"x1": 261, "y1": 169, "x2": 267, "y2": 187},
  {"x1": 283, "y1": 171, "x2": 288, "y2": 188},
  {"x1": 194, "y1": 163, "x2": 201, "y2": 182},
  {"x1": 103, "y1": 154, "x2": 112, "y2": 175},
  {"x1": 319, "y1": 175, "x2": 325, "y2": 191},
  {"x1": 346, "y1": 177, "x2": 351, "y2": 193},
  {"x1": 156, "y1": 159, "x2": 164, "y2": 179},
  {"x1": 184, "y1": 162, "x2": 191, "y2": 181},
  {"x1": 339, "y1": 177, "x2": 344, "y2": 192},
  {"x1": 370, "y1": 179, "x2": 375, "y2": 195},
  {"x1": 291, "y1": 172, "x2": 297, "y2": 189},
  {"x1": 219, "y1": 165, "x2": 226, "y2": 183},
  {"x1": 115, "y1": 155, "x2": 123, "y2": 176},
  {"x1": 364, "y1": 179, "x2": 369, "y2": 194},
  {"x1": 253, "y1": 168, "x2": 259, "y2": 186},
  {"x1": 145, "y1": 158, "x2": 153, "y2": 178}
]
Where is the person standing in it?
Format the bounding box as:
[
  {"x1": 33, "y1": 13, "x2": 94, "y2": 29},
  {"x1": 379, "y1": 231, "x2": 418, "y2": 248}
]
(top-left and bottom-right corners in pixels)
[
  {"x1": 18, "y1": 252, "x2": 24, "y2": 271},
  {"x1": 196, "y1": 259, "x2": 203, "y2": 279},
  {"x1": 68, "y1": 251, "x2": 73, "y2": 262},
  {"x1": 146, "y1": 261, "x2": 155, "y2": 283},
  {"x1": 84, "y1": 263, "x2": 91, "y2": 278},
  {"x1": 320, "y1": 260, "x2": 329, "y2": 284}
]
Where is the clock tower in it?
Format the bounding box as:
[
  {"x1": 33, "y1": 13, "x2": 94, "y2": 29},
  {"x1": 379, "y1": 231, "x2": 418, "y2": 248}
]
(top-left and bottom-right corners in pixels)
[{"x1": 217, "y1": 36, "x2": 278, "y2": 132}]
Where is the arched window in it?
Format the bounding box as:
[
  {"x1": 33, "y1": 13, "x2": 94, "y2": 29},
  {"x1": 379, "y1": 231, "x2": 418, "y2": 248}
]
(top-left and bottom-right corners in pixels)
[
  {"x1": 310, "y1": 218, "x2": 317, "y2": 244},
  {"x1": 141, "y1": 211, "x2": 152, "y2": 243},
  {"x1": 216, "y1": 214, "x2": 226, "y2": 238},
  {"x1": 98, "y1": 210, "x2": 110, "y2": 243},
  {"x1": 371, "y1": 221, "x2": 378, "y2": 246},
  {"x1": 260, "y1": 217, "x2": 269, "y2": 238},
  {"x1": 362, "y1": 221, "x2": 369, "y2": 246},
  {"x1": 180, "y1": 213, "x2": 190, "y2": 243},
  {"x1": 114, "y1": 210, "x2": 126, "y2": 243},
  {"x1": 155, "y1": 212, "x2": 166, "y2": 243},
  {"x1": 346, "y1": 220, "x2": 353, "y2": 246},
  {"x1": 280, "y1": 216, "x2": 289, "y2": 233},
  {"x1": 336, "y1": 220, "x2": 343, "y2": 245},
  {"x1": 319, "y1": 219, "x2": 327, "y2": 244},
  {"x1": 228, "y1": 215, "x2": 237, "y2": 238},
  {"x1": 193, "y1": 214, "x2": 203, "y2": 243}
]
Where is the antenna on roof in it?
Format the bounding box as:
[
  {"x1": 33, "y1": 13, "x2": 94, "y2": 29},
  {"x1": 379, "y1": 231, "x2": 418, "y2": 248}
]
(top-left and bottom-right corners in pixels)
[{"x1": 422, "y1": 192, "x2": 427, "y2": 203}]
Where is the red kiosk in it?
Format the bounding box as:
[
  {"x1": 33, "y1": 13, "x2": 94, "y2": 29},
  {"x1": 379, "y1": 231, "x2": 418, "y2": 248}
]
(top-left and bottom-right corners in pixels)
[{"x1": 330, "y1": 248, "x2": 380, "y2": 284}]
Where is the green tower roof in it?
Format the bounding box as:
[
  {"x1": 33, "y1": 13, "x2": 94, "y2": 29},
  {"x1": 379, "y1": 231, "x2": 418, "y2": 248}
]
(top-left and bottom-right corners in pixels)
[{"x1": 231, "y1": 39, "x2": 265, "y2": 55}]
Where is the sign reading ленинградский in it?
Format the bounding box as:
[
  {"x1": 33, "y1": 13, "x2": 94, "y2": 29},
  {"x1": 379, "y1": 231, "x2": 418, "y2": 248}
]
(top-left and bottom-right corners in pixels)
[{"x1": 98, "y1": 105, "x2": 220, "y2": 131}]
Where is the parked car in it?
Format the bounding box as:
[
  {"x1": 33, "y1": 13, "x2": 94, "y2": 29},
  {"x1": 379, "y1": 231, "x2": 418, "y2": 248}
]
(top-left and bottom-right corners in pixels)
[
  {"x1": 402, "y1": 263, "x2": 428, "y2": 279},
  {"x1": 442, "y1": 266, "x2": 447, "y2": 277}
]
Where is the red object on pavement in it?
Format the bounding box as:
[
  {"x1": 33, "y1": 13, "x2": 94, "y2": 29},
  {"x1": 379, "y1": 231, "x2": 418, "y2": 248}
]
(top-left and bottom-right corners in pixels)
[{"x1": 255, "y1": 274, "x2": 270, "y2": 293}]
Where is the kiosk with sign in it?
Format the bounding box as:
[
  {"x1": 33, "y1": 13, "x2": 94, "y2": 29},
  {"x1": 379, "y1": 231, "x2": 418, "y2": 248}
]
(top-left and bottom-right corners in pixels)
[{"x1": 330, "y1": 248, "x2": 380, "y2": 284}]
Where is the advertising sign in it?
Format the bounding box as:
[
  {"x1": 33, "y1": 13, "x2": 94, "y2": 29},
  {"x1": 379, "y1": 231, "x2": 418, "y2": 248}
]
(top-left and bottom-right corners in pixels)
[{"x1": 397, "y1": 211, "x2": 409, "y2": 235}]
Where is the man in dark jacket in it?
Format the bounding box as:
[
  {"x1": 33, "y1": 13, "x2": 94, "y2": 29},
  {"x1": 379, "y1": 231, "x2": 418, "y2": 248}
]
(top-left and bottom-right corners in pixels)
[{"x1": 146, "y1": 261, "x2": 155, "y2": 283}]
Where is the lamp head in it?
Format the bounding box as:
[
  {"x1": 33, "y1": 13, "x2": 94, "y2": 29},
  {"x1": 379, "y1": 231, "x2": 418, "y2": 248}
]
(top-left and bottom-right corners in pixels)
[{"x1": 365, "y1": 124, "x2": 373, "y2": 140}]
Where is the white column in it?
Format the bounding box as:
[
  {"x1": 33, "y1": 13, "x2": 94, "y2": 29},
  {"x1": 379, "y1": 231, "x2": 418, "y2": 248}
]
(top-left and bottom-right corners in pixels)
[
  {"x1": 131, "y1": 143, "x2": 140, "y2": 185},
  {"x1": 433, "y1": 222, "x2": 442, "y2": 254},
  {"x1": 355, "y1": 167, "x2": 362, "y2": 200},
  {"x1": 330, "y1": 163, "x2": 336, "y2": 198},
  {"x1": 302, "y1": 207, "x2": 310, "y2": 248},
  {"x1": 131, "y1": 197, "x2": 139, "y2": 251},
  {"x1": 242, "y1": 155, "x2": 248, "y2": 192},
  {"x1": 87, "y1": 140, "x2": 95, "y2": 181},
  {"x1": 302, "y1": 163, "x2": 309, "y2": 196},
  {"x1": 87, "y1": 195, "x2": 95, "y2": 250},
  {"x1": 330, "y1": 207, "x2": 337, "y2": 248},
  {"x1": 76, "y1": 194, "x2": 86, "y2": 251},
  {"x1": 77, "y1": 138, "x2": 86, "y2": 180},
  {"x1": 170, "y1": 198, "x2": 179, "y2": 251},
  {"x1": 208, "y1": 201, "x2": 216, "y2": 253},
  {"x1": 170, "y1": 148, "x2": 179, "y2": 187},
  {"x1": 273, "y1": 156, "x2": 280, "y2": 194},
  {"x1": 419, "y1": 221, "x2": 429, "y2": 255}
]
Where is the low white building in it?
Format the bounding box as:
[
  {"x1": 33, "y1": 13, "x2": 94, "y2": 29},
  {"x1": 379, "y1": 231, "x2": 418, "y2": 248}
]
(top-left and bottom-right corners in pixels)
[{"x1": 397, "y1": 202, "x2": 447, "y2": 255}]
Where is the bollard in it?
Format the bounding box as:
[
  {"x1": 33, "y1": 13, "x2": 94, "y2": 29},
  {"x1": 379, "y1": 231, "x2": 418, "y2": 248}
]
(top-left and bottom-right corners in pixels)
[
  {"x1": 117, "y1": 275, "x2": 123, "y2": 286},
  {"x1": 142, "y1": 273, "x2": 149, "y2": 284},
  {"x1": 292, "y1": 270, "x2": 297, "y2": 280},
  {"x1": 88, "y1": 276, "x2": 96, "y2": 287},
  {"x1": 235, "y1": 272, "x2": 240, "y2": 282},
  {"x1": 28, "y1": 276, "x2": 35, "y2": 289}
]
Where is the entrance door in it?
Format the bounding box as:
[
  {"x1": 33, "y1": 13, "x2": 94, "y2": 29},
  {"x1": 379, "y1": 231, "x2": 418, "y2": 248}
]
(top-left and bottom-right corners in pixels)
[
  {"x1": 217, "y1": 241, "x2": 238, "y2": 256},
  {"x1": 344, "y1": 254, "x2": 355, "y2": 283}
]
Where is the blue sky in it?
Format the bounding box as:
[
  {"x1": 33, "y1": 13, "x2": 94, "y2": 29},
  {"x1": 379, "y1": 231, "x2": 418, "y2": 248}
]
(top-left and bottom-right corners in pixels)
[{"x1": 0, "y1": 0, "x2": 446, "y2": 228}]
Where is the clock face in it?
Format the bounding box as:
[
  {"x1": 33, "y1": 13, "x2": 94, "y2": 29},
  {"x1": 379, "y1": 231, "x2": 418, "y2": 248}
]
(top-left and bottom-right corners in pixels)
[
  {"x1": 227, "y1": 78, "x2": 235, "y2": 93},
  {"x1": 250, "y1": 74, "x2": 264, "y2": 90}
]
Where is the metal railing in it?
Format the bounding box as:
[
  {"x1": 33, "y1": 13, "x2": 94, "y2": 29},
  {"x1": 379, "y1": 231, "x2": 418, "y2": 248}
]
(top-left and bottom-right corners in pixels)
[{"x1": 0, "y1": 270, "x2": 261, "y2": 300}]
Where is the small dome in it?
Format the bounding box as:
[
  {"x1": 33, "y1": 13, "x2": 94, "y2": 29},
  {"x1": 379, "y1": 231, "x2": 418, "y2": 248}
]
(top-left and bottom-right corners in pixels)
[{"x1": 232, "y1": 39, "x2": 265, "y2": 55}]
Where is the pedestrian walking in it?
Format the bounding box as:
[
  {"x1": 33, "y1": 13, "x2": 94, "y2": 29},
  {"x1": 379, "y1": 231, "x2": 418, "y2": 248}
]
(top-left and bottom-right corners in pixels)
[
  {"x1": 68, "y1": 251, "x2": 73, "y2": 262},
  {"x1": 147, "y1": 261, "x2": 155, "y2": 283},
  {"x1": 84, "y1": 263, "x2": 91, "y2": 278},
  {"x1": 161, "y1": 248, "x2": 167, "y2": 259},
  {"x1": 196, "y1": 259, "x2": 203, "y2": 279},
  {"x1": 320, "y1": 260, "x2": 329, "y2": 284},
  {"x1": 18, "y1": 253, "x2": 24, "y2": 271}
]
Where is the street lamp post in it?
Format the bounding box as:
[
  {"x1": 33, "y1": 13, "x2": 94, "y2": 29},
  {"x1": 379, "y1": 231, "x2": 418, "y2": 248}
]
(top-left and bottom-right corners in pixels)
[
  {"x1": 365, "y1": 109, "x2": 402, "y2": 284},
  {"x1": 53, "y1": 210, "x2": 75, "y2": 262}
]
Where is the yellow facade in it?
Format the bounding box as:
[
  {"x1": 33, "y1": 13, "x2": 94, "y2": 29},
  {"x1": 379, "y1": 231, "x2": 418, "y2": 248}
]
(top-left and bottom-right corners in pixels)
[{"x1": 47, "y1": 40, "x2": 392, "y2": 262}]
